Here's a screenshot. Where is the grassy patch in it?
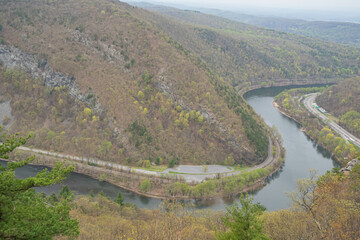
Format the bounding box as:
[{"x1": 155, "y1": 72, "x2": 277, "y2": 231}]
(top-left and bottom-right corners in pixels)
[
  {"x1": 232, "y1": 165, "x2": 248, "y2": 172},
  {"x1": 135, "y1": 165, "x2": 168, "y2": 172}
]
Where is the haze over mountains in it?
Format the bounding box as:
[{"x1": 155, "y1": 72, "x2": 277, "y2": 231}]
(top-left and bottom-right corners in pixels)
[
  {"x1": 128, "y1": 1, "x2": 360, "y2": 46},
  {"x1": 126, "y1": 0, "x2": 360, "y2": 23}
]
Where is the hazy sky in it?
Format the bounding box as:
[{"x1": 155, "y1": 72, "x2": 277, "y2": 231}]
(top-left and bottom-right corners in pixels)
[{"x1": 152, "y1": 0, "x2": 360, "y2": 12}]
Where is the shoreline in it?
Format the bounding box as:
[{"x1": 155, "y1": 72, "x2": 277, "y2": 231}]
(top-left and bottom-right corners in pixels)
[
  {"x1": 238, "y1": 79, "x2": 337, "y2": 97},
  {"x1": 6, "y1": 132, "x2": 283, "y2": 200},
  {"x1": 272, "y1": 97, "x2": 343, "y2": 164}
]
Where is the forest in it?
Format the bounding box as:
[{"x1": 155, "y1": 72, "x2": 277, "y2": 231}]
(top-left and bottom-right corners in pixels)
[{"x1": 0, "y1": 0, "x2": 270, "y2": 167}]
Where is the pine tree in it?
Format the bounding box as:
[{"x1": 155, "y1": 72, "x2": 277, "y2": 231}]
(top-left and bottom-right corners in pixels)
[
  {"x1": 0, "y1": 127, "x2": 79, "y2": 239},
  {"x1": 216, "y1": 194, "x2": 269, "y2": 240}
]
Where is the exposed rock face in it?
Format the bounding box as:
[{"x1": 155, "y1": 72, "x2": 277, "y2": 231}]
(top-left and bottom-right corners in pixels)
[
  {"x1": 340, "y1": 158, "x2": 360, "y2": 173},
  {"x1": 0, "y1": 44, "x2": 102, "y2": 112},
  {"x1": 0, "y1": 100, "x2": 14, "y2": 130}
]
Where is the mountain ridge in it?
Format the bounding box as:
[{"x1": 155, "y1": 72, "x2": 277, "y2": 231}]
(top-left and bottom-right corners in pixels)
[{"x1": 0, "y1": 0, "x2": 269, "y2": 166}]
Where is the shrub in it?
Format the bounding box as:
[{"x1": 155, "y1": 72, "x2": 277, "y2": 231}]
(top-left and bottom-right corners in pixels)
[{"x1": 140, "y1": 179, "x2": 151, "y2": 193}]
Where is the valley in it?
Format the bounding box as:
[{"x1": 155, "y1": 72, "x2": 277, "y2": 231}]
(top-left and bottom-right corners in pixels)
[{"x1": 1, "y1": 0, "x2": 360, "y2": 239}]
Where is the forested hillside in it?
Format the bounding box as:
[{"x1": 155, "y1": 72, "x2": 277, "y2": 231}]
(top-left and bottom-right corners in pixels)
[
  {"x1": 317, "y1": 77, "x2": 360, "y2": 138},
  {"x1": 130, "y1": 2, "x2": 360, "y2": 89},
  {"x1": 0, "y1": 0, "x2": 269, "y2": 166}
]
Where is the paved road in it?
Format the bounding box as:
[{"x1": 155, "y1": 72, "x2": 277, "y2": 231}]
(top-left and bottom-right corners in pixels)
[
  {"x1": 16, "y1": 135, "x2": 279, "y2": 183},
  {"x1": 303, "y1": 93, "x2": 360, "y2": 148}
]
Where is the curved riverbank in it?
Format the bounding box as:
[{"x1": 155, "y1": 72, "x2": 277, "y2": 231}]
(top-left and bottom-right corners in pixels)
[
  {"x1": 272, "y1": 87, "x2": 358, "y2": 165},
  {"x1": 12, "y1": 133, "x2": 283, "y2": 200},
  {"x1": 238, "y1": 79, "x2": 337, "y2": 96}
]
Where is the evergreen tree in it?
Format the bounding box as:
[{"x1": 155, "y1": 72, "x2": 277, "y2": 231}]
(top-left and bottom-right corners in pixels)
[
  {"x1": 115, "y1": 192, "x2": 124, "y2": 205},
  {"x1": 216, "y1": 194, "x2": 269, "y2": 240},
  {"x1": 59, "y1": 185, "x2": 74, "y2": 201},
  {"x1": 0, "y1": 127, "x2": 79, "y2": 239}
]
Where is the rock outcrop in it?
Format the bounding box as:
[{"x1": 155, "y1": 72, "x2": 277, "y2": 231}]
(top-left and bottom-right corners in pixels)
[
  {"x1": 0, "y1": 44, "x2": 102, "y2": 112},
  {"x1": 340, "y1": 158, "x2": 360, "y2": 173}
]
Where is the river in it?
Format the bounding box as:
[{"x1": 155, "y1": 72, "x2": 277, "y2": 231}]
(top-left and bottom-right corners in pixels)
[{"x1": 3, "y1": 85, "x2": 338, "y2": 211}]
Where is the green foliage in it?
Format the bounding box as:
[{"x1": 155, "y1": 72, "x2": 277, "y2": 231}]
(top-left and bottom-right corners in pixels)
[
  {"x1": 166, "y1": 168, "x2": 270, "y2": 198},
  {"x1": 168, "y1": 158, "x2": 176, "y2": 168},
  {"x1": 59, "y1": 185, "x2": 74, "y2": 201},
  {"x1": 98, "y1": 140, "x2": 112, "y2": 155},
  {"x1": 99, "y1": 173, "x2": 108, "y2": 182},
  {"x1": 115, "y1": 192, "x2": 124, "y2": 205},
  {"x1": 216, "y1": 195, "x2": 269, "y2": 240},
  {"x1": 340, "y1": 111, "x2": 360, "y2": 138},
  {"x1": 141, "y1": 71, "x2": 152, "y2": 84},
  {"x1": 140, "y1": 179, "x2": 151, "y2": 192},
  {"x1": 127, "y1": 120, "x2": 152, "y2": 148},
  {"x1": 317, "y1": 77, "x2": 360, "y2": 138},
  {"x1": 0, "y1": 128, "x2": 79, "y2": 239},
  {"x1": 224, "y1": 155, "x2": 235, "y2": 165},
  {"x1": 213, "y1": 81, "x2": 269, "y2": 159},
  {"x1": 83, "y1": 107, "x2": 93, "y2": 117}
]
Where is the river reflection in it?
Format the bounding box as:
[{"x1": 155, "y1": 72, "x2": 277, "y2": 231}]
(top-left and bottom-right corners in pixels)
[{"x1": 4, "y1": 84, "x2": 338, "y2": 211}]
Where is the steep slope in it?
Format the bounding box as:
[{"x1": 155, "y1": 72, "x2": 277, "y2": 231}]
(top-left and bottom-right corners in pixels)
[
  {"x1": 317, "y1": 77, "x2": 360, "y2": 138},
  {"x1": 0, "y1": 0, "x2": 269, "y2": 166},
  {"x1": 130, "y1": 2, "x2": 360, "y2": 88}
]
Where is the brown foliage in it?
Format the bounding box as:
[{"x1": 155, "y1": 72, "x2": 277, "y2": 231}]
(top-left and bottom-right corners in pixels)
[{"x1": 0, "y1": 0, "x2": 266, "y2": 165}]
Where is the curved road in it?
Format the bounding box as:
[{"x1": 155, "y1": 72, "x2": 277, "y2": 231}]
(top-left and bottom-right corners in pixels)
[
  {"x1": 303, "y1": 93, "x2": 360, "y2": 148},
  {"x1": 16, "y1": 136, "x2": 279, "y2": 183}
]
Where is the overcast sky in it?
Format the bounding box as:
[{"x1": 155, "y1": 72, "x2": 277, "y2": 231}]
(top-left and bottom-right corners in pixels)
[{"x1": 150, "y1": 0, "x2": 360, "y2": 12}]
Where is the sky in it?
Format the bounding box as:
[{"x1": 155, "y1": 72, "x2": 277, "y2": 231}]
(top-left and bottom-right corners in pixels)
[{"x1": 144, "y1": 0, "x2": 360, "y2": 12}]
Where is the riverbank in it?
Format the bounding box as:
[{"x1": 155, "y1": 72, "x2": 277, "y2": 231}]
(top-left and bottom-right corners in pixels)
[
  {"x1": 238, "y1": 79, "x2": 336, "y2": 96},
  {"x1": 9, "y1": 132, "x2": 283, "y2": 200},
  {"x1": 273, "y1": 87, "x2": 358, "y2": 165}
]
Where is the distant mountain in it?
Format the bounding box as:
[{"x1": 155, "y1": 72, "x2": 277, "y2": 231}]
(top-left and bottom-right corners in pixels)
[
  {"x1": 129, "y1": 1, "x2": 359, "y2": 90},
  {"x1": 130, "y1": 2, "x2": 360, "y2": 47},
  {"x1": 198, "y1": 9, "x2": 360, "y2": 47}
]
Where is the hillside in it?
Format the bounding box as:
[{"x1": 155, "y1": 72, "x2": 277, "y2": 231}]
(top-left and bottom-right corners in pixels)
[
  {"x1": 317, "y1": 77, "x2": 360, "y2": 138},
  {"x1": 0, "y1": 0, "x2": 269, "y2": 166},
  {"x1": 129, "y1": 2, "x2": 360, "y2": 89}
]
